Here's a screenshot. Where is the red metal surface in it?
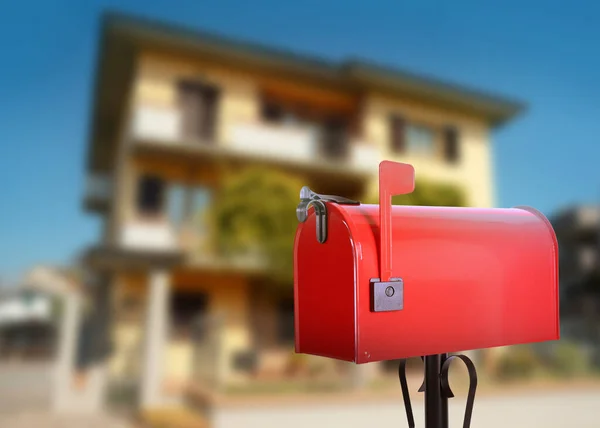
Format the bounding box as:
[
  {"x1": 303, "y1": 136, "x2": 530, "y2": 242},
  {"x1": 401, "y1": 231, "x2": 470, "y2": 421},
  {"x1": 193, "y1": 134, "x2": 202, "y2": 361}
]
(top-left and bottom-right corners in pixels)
[
  {"x1": 294, "y1": 207, "x2": 356, "y2": 362},
  {"x1": 294, "y1": 162, "x2": 559, "y2": 364}
]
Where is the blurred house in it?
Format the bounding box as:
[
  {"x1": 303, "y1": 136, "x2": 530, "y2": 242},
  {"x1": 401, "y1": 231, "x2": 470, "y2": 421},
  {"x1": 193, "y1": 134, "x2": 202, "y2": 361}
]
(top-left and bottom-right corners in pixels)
[
  {"x1": 77, "y1": 11, "x2": 523, "y2": 414},
  {"x1": 551, "y1": 205, "x2": 600, "y2": 363},
  {"x1": 0, "y1": 282, "x2": 58, "y2": 361}
]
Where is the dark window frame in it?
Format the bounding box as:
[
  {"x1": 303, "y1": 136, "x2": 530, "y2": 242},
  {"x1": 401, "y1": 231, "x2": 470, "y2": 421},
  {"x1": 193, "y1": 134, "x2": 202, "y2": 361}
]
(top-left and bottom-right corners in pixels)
[
  {"x1": 389, "y1": 114, "x2": 407, "y2": 154},
  {"x1": 136, "y1": 175, "x2": 166, "y2": 217},
  {"x1": 320, "y1": 117, "x2": 350, "y2": 160},
  {"x1": 170, "y1": 291, "x2": 210, "y2": 341},
  {"x1": 276, "y1": 297, "x2": 295, "y2": 344},
  {"x1": 443, "y1": 125, "x2": 460, "y2": 164},
  {"x1": 177, "y1": 79, "x2": 220, "y2": 142}
]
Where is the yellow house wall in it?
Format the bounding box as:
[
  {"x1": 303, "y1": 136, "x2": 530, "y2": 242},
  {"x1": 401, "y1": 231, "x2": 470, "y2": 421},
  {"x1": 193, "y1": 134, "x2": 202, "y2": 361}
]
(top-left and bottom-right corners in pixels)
[{"x1": 362, "y1": 94, "x2": 495, "y2": 208}]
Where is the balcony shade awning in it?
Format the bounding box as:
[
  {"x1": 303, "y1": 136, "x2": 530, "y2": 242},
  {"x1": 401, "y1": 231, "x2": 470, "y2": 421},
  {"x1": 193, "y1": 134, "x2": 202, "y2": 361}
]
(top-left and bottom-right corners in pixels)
[{"x1": 81, "y1": 245, "x2": 185, "y2": 271}]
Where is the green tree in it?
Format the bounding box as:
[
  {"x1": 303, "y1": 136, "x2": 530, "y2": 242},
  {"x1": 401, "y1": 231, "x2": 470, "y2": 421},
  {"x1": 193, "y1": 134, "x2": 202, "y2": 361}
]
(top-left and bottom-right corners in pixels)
[{"x1": 208, "y1": 167, "x2": 302, "y2": 286}]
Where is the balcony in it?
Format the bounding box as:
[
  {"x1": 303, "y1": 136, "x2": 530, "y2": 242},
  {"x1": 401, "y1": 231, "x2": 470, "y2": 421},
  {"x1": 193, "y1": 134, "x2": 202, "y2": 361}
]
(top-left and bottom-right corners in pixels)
[
  {"x1": 230, "y1": 123, "x2": 318, "y2": 164},
  {"x1": 84, "y1": 173, "x2": 113, "y2": 212},
  {"x1": 119, "y1": 222, "x2": 178, "y2": 252},
  {"x1": 131, "y1": 105, "x2": 182, "y2": 142},
  {"x1": 115, "y1": 219, "x2": 272, "y2": 272},
  {"x1": 129, "y1": 105, "x2": 380, "y2": 178}
]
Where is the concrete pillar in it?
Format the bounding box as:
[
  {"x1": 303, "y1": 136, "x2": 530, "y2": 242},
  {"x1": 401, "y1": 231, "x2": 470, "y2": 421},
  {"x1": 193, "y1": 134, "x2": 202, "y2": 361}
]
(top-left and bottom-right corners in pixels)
[
  {"x1": 140, "y1": 269, "x2": 171, "y2": 409},
  {"x1": 52, "y1": 291, "x2": 108, "y2": 414}
]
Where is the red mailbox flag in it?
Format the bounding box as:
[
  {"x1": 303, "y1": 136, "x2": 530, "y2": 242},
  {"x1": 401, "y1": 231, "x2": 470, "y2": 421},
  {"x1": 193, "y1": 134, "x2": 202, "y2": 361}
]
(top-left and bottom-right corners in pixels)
[{"x1": 379, "y1": 161, "x2": 415, "y2": 282}]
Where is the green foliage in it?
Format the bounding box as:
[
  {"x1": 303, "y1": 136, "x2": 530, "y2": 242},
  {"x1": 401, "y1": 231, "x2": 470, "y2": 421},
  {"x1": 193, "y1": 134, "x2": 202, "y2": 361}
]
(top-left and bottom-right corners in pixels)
[
  {"x1": 364, "y1": 179, "x2": 467, "y2": 207},
  {"x1": 495, "y1": 344, "x2": 541, "y2": 381},
  {"x1": 209, "y1": 167, "x2": 302, "y2": 285},
  {"x1": 549, "y1": 341, "x2": 591, "y2": 377}
]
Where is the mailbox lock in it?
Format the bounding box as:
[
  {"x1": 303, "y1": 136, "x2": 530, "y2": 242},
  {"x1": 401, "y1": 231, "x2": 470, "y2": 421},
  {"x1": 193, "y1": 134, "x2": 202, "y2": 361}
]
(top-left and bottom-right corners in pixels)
[
  {"x1": 296, "y1": 186, "x2": 360, "y2": 244},
  {"x1": 371, "y1": 278, "x2": 404, "y2": 312}
]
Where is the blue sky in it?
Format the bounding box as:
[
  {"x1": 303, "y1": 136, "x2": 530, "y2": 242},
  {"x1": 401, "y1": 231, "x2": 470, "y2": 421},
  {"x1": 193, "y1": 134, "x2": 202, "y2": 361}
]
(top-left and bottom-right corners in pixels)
[{"x1": 1, "y1": 0, "x2": 599, "y2": 281}]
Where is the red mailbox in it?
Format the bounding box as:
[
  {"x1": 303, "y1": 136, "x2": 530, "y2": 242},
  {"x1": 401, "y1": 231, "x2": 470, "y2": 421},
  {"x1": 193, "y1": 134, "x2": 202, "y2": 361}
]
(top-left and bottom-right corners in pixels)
[{"x1": 294, "y1": 161, "x2": 559, "y2": 364}]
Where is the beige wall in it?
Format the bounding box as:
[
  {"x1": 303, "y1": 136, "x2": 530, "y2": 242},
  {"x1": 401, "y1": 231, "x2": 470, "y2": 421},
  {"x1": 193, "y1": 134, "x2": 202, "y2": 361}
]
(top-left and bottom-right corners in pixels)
[{"x1": 362, "y1": 94, "x2": 495, "y2": 207}]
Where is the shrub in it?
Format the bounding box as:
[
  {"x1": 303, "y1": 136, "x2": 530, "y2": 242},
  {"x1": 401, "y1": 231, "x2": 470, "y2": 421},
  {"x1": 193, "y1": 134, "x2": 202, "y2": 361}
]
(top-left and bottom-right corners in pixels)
[
  {"x1": 364, "y1": 179, "x2": 467, "y2": 207},
  {"x1": 495, "y1": 345, "x2": 541, "y2": 381},
  {"x1": 208, "y1": 167, "x2": 302, "y2": 286},
  {"x1": 550, "y1": 341, "x2": 591, "y2": 377}
]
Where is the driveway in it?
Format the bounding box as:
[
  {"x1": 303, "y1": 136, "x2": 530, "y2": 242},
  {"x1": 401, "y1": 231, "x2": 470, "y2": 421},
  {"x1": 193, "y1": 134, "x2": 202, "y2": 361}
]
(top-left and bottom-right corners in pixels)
[
  {"x1": 0, "y1": 361, "x2": 131, "y2": 428},
  {"x1": 213, "y1": 389, "x2": 600, "y2": 428},
  {"x1": 0, "y1": 361, "x2": 52, "y2": 413}
]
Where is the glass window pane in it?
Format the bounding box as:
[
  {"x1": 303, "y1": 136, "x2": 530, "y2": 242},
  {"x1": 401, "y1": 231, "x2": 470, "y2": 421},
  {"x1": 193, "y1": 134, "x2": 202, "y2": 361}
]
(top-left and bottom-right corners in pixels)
[
  {"x1": 406, "y1": 124, "x2": 435, "y2": 155},
  {"x1": 167, "y1": 184, "x2": 186, "y2": 227}
]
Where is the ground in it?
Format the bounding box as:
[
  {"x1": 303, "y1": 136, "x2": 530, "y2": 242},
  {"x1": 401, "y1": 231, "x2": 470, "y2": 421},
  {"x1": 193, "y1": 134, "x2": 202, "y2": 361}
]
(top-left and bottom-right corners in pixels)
[
  {"x1": 213, "y1": 389, "x2": 600, "y2": 428},
  {"x1": 0, "y1": 361, "x2": 131, "y2": 428},
  {"x1": 1, "y1": 361, "x2": 600, "y2": 428}
]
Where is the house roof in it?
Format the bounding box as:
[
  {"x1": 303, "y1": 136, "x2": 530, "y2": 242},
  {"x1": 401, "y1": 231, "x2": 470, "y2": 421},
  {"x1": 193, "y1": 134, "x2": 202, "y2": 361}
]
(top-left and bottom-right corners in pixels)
[{"x1": 86, "y1": 11, "x2": 526, "y2": 173}]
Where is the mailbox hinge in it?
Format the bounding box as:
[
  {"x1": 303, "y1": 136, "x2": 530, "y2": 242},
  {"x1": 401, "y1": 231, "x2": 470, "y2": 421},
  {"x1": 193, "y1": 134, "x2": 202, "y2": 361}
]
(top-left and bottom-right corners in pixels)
[{"x1": 296, "y1": 186, "x2": 360, "y2": 244}]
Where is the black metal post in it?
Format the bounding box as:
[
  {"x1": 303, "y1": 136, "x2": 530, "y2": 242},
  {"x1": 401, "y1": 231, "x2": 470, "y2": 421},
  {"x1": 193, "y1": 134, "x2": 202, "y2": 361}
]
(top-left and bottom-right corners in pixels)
[
  {"x1": 399, "y1": 353, "x2": 476, "y2": 428},
  {"x1": 424, "y1": 354, "x2": 449, "y2": 428}
]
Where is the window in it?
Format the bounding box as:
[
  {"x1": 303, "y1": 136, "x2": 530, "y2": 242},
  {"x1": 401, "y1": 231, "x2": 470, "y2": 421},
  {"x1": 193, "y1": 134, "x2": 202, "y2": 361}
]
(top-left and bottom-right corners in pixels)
[
  {"x1": 390, "y1": 116, "x2": 438, "y2": 157},
  {"x1": 167, "y1": 184, "x2": 186, "y2": 228},
  {"x1": 276, "y1": 297, "x2": 295, "y2": 344},
  {"x1": 136, "y1": 175, "x2": 165, "y2": 215},
  {"x1": 389, "y1": 115, "x2": 406, "y2": 154},
  {"x1": 443, "y1": 126, "x2": 460, "y2": 163},
  {"x1": 406, "y1": 124, "x2": 435, "y2": 155},
  {"x1": 232, "y1": 350, "x2": 258, "y2": 372},
  {"x1": 178, "y1": 80, "x2": 220, "y2": 141},
  {"x1": 261, "y1": 101, "x2": 285, "y2": 123},
  {"x1": 170, "y1": 292, "x2": 209, "y2": 340},
  {"x1": 320, "y1": 118, "x2": 349, "y2": 160}
]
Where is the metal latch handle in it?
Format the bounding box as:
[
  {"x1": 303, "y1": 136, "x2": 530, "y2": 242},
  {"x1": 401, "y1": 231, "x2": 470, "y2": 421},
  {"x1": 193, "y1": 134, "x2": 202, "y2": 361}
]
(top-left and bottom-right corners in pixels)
[
  {"x1": 379, "y1": 161, "x2": 415, "y2": 282},
  {"x1": 297, "y1": 186, "x2": 359, "y2": 244}
]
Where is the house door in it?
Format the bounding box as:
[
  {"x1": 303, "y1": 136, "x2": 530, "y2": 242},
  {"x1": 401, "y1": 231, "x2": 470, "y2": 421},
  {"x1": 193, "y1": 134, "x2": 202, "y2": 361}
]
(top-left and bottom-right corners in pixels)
[{"x1": 164, "y1": 291, "x2": 210, "y2": 393}]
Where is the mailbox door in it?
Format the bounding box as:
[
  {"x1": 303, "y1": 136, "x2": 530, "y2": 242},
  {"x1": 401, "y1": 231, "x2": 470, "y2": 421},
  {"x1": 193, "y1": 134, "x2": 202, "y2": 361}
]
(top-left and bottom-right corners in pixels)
[
  {"x1": 340, "y1": 204, "x2": 559, "y2": 364},
  {"x1": 294, "y1": 206, "x2": 357, "y2": 362}
]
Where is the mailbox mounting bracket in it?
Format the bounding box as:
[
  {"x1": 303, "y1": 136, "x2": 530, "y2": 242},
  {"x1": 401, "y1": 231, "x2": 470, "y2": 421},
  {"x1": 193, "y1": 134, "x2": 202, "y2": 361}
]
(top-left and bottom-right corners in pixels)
[
  {"x1": 398, "y1": 354, "x2": 478, "y2": 428},
  {"x1": 296, "y1": 186, "x2": 360, "y2": 244},
  {"x1": 370, "y1": 277, "x2": 403, "y2": 312}
]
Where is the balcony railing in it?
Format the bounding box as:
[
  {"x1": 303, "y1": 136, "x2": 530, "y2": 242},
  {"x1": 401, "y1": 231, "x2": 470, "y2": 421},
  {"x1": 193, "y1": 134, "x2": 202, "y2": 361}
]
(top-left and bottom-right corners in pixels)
[
  {"x1": 119, "y1": 221, "x2": 178, "y2": 251},
  {"x1": 230, "y1": 123, "x2": 318, "y2": 163},
  {"x1": 350, "y1": 141, "x2": 380, "y2": 173},
  {"x1": 131, "y1": 105, "x2": 182, "y2": 142},
  {"x1": 130, "y1": 105, "x2": 380, "y2": 175}
]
